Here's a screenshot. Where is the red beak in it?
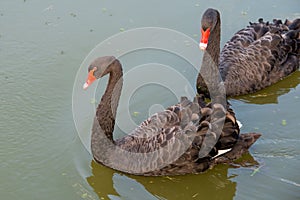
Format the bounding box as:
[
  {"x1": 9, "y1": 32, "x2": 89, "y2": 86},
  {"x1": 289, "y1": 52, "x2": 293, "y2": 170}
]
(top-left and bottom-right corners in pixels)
[
  {"x1": 83, "y1": 68, "x2": 96, "y2": 90},
  {"x1": 199, "y1": 28, "x2": 210, "y2": 50}
]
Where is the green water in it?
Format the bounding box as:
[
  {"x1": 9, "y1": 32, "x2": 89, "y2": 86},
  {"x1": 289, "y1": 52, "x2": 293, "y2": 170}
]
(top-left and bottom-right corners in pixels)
[{"x1": 1, "y1": 0, "x2": 300, "y2": 199}]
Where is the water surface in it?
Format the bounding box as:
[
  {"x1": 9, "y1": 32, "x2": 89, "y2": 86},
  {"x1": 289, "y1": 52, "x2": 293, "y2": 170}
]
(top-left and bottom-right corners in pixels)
[{"x1": 1, "y1": 0, "x2": 300, "y2": 199}]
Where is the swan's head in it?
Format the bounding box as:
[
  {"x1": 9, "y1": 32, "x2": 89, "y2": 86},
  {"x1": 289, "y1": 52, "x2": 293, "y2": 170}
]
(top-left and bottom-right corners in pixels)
[
  {"x1": 199, "y1": 8, "x2": 220, "y2": 50},
  {"x1": 83, "y1": 56, "x2": 116, "y2": 90}
]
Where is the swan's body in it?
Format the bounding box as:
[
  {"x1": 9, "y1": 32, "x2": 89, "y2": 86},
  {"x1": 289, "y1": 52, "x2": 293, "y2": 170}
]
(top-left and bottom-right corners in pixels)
[
  {"x1": 83, "y1": 56, "x2": 260, "y2": 176},
  {"x1": 197, "y1": 8, "x2": 300, "y2": 97}
]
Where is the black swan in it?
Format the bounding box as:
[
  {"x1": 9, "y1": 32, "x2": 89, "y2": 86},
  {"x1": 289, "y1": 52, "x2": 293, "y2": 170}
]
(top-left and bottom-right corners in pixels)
[
  {"x1": 197, "y1": 8, "x2": 300, "y2": 97},
  {"x1": 83, "y1": 56, "x2": 261, "y2": 176}
]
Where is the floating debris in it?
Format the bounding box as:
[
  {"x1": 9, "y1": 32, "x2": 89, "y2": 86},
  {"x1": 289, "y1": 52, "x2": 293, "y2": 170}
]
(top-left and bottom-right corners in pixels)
[
  {"x1": 90, "y1": 98, "x2": 96, "y2": 104},
  {"x1": 72, "y1": 183, "x2": 97, "y2": 200},
  {"x1": 132, "y1": 111, "x2": 140, "y2": 117},
  {"x1": 281, "y1": 119, "x2": 287, "y2": 126},
  {"x1": 164, "y1": 176, "x2": 180, "y2": 182},
  {"x1": 250, "y1": 168, "x2": 260, "y2": 176},
  {"x1": 43, "y1": 5, "x2": 54, "y2": 12},
  {"x1": 241, "y1": 11, "x2": 248, "y2": 15},
  {"x1": 280, "y1": 178, "x2": 300, "y2": 187},
  {"x1": 192, "y1": 193, "x2": 199, "y2": 198},
  {"x1": 60, "y1": 50, "x2": 64, "y2": 55},
  {"x1": 90, "y1": 29, "x2": 94, "y2": 32},
  {"x1": 119, "y1": 27, "x2": 125, "y2": 32},
  {"x1": 45, "y1": 21, "x2": 52, "y2": 26},
  {"x1": 101, "y1": 8, "x2": 107, "y2": 13},
  {"x1": 195, "y1": 3, "x2": 200, "y2": 7},
  {"x1": 250, "y1": 165, "x2": 264, "y2": 176},
  {"x1": 70, "y1": 12, "x2": 77, "y2": 17}
]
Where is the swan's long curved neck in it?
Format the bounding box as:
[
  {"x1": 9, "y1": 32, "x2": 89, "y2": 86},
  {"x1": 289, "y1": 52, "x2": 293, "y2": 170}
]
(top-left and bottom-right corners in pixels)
[
  {"x1": 197, "y1": 19, "x2": 224, "y2": 103},
  {"x1": 204, "y1": 22, "x2": 221, "y2": 66},
  {"x1": 95, "y1": 62, "x2": 123, "y2": 142}
]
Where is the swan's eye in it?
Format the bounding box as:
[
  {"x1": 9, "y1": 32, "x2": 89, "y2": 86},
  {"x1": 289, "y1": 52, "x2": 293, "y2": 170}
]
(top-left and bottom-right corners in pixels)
[
  {"x1": 88, "y1": 65, "x2": 94, "y2": 72},
  {"x1": 91, "y1": 68, "x2": 98, "y2": 79}
]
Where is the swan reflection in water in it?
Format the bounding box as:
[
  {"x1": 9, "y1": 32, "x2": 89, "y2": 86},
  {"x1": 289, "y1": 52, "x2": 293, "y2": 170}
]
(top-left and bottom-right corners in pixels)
[
  {"x1": 234, "y1": 70, "x2": 300, "y2": 105},
  {"x1": 86, "y1": 153, "x2": 259, "y2": 200}
]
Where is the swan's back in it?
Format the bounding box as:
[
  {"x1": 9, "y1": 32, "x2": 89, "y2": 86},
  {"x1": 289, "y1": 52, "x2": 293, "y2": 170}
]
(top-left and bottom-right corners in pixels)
[
  {"x1": 113, "y1": 97, "x2": 240, "y2": 175},
  {"x1": 220, "y1": 18, "x2": 300, "y2": 96},
  {"x1": 116, "y1": 97, "x2": 201, "y2": 154}
]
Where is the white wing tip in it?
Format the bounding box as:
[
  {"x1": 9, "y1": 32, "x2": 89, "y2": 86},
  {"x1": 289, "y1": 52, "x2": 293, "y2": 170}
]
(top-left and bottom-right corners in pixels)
[
  {"x1": 212, "y1": 148, "x2": 232, "y2": 159},
  {"x1": 237, "y1": 120, "x2": 243, "y2": 128}
]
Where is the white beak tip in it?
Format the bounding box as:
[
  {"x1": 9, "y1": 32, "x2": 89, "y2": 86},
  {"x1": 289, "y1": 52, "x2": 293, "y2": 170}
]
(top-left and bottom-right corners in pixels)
[
  {"x1": 199, "y1": 43, "x2": 207, "y2": 50},
  {"x1": 83, "y1": 82, "x2": 89, "y2": 90}
]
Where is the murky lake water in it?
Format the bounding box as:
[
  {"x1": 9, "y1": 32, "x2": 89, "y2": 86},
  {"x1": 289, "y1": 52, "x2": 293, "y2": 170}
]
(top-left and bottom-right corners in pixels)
[{"x1": 1, "y1": 0, "x2": 299, "y2": 199}]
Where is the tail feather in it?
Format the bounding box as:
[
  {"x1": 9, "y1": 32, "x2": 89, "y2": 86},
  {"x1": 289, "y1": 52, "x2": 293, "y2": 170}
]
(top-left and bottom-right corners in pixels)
[{"x1": 213, "y1": 133, "x2": 261, "y2": 164}]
